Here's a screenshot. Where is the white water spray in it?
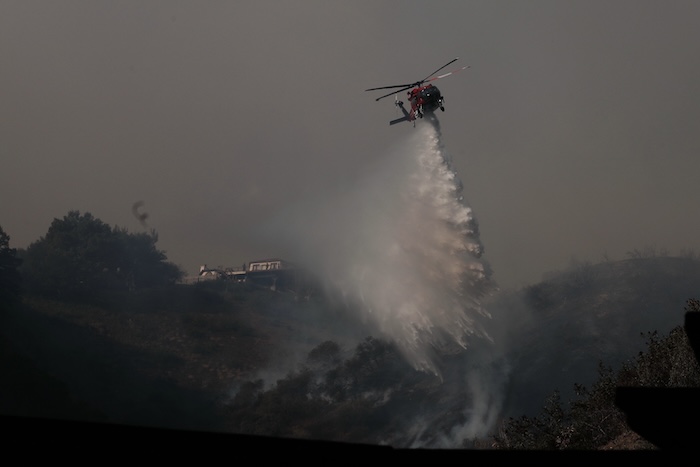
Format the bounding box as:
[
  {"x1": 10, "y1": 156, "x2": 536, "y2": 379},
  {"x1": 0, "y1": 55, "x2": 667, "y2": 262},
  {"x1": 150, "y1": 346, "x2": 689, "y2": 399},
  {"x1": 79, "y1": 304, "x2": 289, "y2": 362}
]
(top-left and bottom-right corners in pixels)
[{"x1": 268, "y1": 119, "x2": 496, "y2": 376}]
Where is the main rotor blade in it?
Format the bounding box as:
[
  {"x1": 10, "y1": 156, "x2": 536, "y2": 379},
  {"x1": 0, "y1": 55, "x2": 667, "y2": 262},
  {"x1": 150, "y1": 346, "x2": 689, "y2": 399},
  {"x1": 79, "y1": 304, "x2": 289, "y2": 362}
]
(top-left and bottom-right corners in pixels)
[
  {"x1": 421, "y1": 58, "x2": 459, "y2": 83},
  {"x1": 424, "y1": 65, "x2": 470, "y2": 83},
  {"x1": 365, "y1": 82, "x2": 418, "y2": 92},
  {"x1": 374, "y1": 85, "x2": 414, "y2": 101}
]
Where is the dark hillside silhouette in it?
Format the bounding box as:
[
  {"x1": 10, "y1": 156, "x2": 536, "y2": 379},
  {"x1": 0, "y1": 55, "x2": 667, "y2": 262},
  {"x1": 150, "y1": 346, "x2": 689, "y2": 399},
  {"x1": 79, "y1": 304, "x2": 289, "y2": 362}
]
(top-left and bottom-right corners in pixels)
[
  {"x1": 1, "y1": 248, "x2": 699, "y2": 457},
  {"x1": 488, "y1": 256, "x2": 700, "y2": 418}
]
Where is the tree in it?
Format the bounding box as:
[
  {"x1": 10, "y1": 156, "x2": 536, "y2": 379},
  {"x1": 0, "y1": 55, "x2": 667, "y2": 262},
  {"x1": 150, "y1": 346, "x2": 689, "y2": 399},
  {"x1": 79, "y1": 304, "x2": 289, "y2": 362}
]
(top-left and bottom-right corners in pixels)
[
  {"x1": 113, "y1": 227, "x2": 183, "y2": 290},
  {"x1": 492, "y1": 302, "x2": 700, "y2": 450},
  {"x1": 20, "y1": 211, "x2": 182, "y2": 300},
  {"x1": 0, "y1": 225, "x2": 22, "y2": 308},
  {"x1": 492, "y1": 390, "x2": 570, "y2": 449}
]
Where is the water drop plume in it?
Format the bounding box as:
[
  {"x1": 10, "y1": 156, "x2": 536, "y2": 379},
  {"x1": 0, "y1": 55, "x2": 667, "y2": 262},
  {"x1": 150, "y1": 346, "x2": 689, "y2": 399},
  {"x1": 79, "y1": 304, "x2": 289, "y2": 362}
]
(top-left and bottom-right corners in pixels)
[{"x1": 266, "y1": 118, "x2": 496, "y2": 376}]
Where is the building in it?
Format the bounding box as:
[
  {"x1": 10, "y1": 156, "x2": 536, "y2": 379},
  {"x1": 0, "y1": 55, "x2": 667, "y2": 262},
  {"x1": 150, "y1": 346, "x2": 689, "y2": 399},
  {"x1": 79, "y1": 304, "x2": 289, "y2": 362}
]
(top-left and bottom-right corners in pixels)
[{"x1": 246, "y1": 258, "x2": 295, "y2": 291}]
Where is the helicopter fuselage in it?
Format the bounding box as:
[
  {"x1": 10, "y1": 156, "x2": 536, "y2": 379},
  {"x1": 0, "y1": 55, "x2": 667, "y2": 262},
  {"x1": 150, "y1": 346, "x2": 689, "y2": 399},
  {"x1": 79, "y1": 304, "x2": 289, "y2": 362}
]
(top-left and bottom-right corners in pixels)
[{"x1": 408, "y1": 84, "x2": 445, "y2": 117}]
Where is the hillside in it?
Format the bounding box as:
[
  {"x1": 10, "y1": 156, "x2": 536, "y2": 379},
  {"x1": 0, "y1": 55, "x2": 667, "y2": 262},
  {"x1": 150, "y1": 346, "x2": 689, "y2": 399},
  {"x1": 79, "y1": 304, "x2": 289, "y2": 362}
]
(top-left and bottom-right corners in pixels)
[
  {"x1": 489, "y1": 256, "x2": 700, "y2": 417},
  {"x1": 0, "y1": 281, "x2": 370, "y2": 431},
  {"x1": 1, "y1": 255, "x2": 698, "y2": 448}
]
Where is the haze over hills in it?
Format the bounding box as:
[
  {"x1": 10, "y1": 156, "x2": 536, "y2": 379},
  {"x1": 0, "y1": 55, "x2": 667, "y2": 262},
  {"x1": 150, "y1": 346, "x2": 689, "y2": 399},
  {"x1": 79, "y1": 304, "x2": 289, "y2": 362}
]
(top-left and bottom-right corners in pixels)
[
  {"x1": 489, "y1": 254, "x2": 700, "y2": 418},
  {"x1": 2, "y1": 253, "x2": 697, "y2": 448}
]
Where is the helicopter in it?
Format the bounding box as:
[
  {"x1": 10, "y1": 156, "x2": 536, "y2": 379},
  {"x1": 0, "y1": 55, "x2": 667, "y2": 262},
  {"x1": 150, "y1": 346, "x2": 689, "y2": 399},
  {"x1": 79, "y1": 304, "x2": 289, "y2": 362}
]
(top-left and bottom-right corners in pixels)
[{"x1": 365, "y1": 58, "x2": 469, "y2": 126}]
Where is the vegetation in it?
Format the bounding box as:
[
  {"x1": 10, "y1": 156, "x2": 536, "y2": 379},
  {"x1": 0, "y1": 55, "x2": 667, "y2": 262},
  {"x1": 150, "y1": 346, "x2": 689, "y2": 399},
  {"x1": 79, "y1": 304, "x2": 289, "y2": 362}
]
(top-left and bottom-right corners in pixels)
[
  {"x1": 225, "y1": 337, "x2": 431, "y2": 444},
  {"x1": 491, "y1": 252, "x2": 700, "y2": 420},
  {"x1": 18, "y1": 211, "x2": 182, "y2": 303},
  {"x1": 491, "y1": 299, "x2": 700, "y2": 450},
  {"x1": 2, "y1": 212, "x2": 700, "y2": 449},
  {"x1": 0, "y1": 226, "x2": 22, "y2": 310}
]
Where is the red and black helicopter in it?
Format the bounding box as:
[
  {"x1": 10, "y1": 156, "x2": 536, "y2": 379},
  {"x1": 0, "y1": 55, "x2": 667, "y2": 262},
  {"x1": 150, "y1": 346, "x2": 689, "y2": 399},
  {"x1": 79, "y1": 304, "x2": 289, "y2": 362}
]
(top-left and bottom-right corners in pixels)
[{"x1": 366, "y1": 58, "x2": 469, "y2": 126}]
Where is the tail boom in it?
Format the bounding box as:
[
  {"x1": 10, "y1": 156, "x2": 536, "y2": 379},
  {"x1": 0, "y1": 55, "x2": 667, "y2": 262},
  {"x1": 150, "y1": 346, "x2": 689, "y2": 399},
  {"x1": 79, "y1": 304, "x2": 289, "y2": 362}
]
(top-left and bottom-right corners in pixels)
[{"x1": 390, "y1": 100, "x2": 413, "y2": 126}]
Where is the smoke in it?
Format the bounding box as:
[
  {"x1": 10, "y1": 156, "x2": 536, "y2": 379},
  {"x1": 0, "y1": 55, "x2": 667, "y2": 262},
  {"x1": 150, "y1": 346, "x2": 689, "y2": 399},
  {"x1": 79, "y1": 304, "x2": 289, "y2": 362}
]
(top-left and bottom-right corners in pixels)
[
  {"x1": 405, "y1": 361, "x2": 511, "y2": 448},
  {"x1": 265, "y1": 117, "x2": 497, "y2": 377}
]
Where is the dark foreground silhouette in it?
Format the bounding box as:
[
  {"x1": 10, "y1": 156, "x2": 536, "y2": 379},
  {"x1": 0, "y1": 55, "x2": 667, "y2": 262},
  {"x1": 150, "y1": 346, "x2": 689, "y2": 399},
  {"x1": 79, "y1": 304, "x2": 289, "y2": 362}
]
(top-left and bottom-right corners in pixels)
[
  {"x1": 615, "y1": 310, "x2": 700, "y2": 450},
  {"x1": 0, "y1": 414, "x2": 691, "y2": 465}
]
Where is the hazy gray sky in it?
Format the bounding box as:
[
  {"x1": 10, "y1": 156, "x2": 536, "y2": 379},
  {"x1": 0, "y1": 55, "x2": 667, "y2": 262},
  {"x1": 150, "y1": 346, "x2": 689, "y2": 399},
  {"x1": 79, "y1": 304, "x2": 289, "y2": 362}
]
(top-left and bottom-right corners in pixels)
[{"x1": 2, "y1": 1, "x2": 700, "y2": 289}]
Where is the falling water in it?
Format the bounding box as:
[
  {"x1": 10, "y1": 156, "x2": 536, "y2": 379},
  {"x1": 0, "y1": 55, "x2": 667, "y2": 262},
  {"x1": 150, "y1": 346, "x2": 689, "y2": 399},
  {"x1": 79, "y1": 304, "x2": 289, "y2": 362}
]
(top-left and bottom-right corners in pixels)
[{"x1": 270, "y1": 117, "x2": 496, "y2": 377}]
